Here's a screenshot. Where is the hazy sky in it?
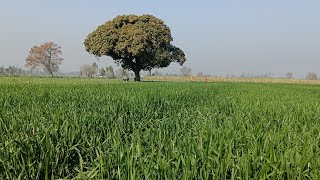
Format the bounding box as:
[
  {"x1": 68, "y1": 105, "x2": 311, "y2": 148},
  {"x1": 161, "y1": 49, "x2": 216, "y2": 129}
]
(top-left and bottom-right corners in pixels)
[{"x1": 1, "y1": 1, "x2": 320, "y2": 77}]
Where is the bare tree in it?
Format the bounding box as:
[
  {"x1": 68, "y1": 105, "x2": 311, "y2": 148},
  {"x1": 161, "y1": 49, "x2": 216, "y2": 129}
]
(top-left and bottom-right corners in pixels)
[
  {"x1": 25, "y1": 42, "x2": 63, "y2": 77},
  {"x1": 306, "y1": 72, "x2": 318, "y2": 80},
  {"x1": 180, "y1": 66, "x2": 192, "y2": 76},
  {"x1": 80, "y1": 64, "x2": 97, "y2": 78},
  {"x1": 285, "y1": 72, "x2": 294, "y2": 79}
]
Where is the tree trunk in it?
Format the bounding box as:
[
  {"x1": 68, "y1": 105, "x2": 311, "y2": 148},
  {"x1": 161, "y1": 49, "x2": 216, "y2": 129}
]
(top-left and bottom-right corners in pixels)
[
  {"x1": 134, "y1": 69, "x2": 141, "y2": 81},
  {"x1": 49, "y1": 71, "x2": 54, "y2": 77}
]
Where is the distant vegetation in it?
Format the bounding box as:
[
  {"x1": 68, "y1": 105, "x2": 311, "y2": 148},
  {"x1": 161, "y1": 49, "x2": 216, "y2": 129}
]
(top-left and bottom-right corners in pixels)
[
  {"x1": 1, "y1": 64, "x2": 319, "y2": 83},
  {"x1": 80, "y1": 63, "x2": 98, "y2": 78},
  {"x1": 145, "y1": 75, "x2": 320, "y2": 85},
  {"x1": 306, "y1": 72, "x2": 318, "y2": 80}
]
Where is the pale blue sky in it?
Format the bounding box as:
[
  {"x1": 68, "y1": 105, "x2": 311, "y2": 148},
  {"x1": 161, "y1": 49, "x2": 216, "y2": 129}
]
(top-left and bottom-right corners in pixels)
[{"x1": 0, "y1": 1, "x2": 320, "y2": 77}]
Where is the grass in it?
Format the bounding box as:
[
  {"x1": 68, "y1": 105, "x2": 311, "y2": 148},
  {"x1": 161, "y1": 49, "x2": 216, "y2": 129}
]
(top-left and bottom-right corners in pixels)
[{"x1": 1, "y1": 77, "x2": 320, "y2": 179}]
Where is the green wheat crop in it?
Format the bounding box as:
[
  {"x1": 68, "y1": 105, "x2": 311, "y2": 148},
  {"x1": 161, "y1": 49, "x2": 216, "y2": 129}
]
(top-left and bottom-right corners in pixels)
[{"x1": 0, "y1": 77, "x2": 320, "y2": 179}]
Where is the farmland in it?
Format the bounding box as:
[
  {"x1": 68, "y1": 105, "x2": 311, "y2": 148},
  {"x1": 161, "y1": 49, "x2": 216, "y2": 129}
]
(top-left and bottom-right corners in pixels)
[
  {"x1": 1, "y1": 77, "x2": 320, "y2": 179},
  {"x1": 145, "y1": 76, "x2": 320, "y2": 85}
]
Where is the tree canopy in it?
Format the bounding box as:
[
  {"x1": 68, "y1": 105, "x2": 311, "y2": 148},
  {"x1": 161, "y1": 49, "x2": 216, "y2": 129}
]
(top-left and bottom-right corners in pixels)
[{"x1": 84, "y1": 14, "x2": 186, "y2": 81}]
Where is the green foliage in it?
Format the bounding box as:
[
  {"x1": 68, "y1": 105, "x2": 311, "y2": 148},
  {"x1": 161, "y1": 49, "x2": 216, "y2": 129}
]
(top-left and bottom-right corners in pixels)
[
  {"x1": 84, "y1": 14, "x2": 186, "y2": 81},
  {"x1": 1, "y1": 77, "x2": 320, "y2": 179}
]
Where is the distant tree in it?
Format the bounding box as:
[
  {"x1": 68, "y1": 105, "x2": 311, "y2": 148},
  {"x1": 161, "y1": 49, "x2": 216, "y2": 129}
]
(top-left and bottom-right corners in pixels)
[
  {"x1": 0, "y1": 66, "x2": 4, "y2": 75},
  {"x1": 240, "y1": 73, "x2": 247, "y2": 78},
  {"x1": 306, "y1": 72, "x2": 318, "y2": 80},
  {"x1": 197, "y1": 72, "x2": 204, "y2": 77},
  {"x1": 84, "y1": 14, "x2": 186, "y2": 81},
  {"x1": 92, "y1": 62, "x2": 98, "y2": 77},
  {"x1": 80, "y1": 64, "x2": 97, "y2": 78},
  {"x1": 5, "y1": 66, "x2": 12, "y2": 76},
  {"x1": 99, "y1": 68, "x2": 106, "y2": 77},
  {"x1": 226, "y1": 74, "x2": 237, "y2": 78},
  {"x1": 116, "y1": 68, "x2": 129, "y2": 79},
  {"x1": 4, "y1": 66, "x2": 22, "y2": 76},
  {"x1": 25, "y1": 42, "x2": 63, "y2": 77},
  {"x1": 180, "y1": 66, "x2": 192, "y2": 76},
  {"x1": 238, "y1": 73, "x2": 273, "y2": 78},
  {"x1": 4, "y1": 67, "x2": 10, "y2": 75},
  {"x1": 260, "y1": 72, "x2": 273, "y2": 78},
  {"x1": 106, "y1": 66, "x2": 116, "y2": 79},
  {"x1": 152, "y1": 69, "x2": 163, "y2": 76},
  {"x1": 285, "y1": 72, "x2": 294, "y2": 79}
]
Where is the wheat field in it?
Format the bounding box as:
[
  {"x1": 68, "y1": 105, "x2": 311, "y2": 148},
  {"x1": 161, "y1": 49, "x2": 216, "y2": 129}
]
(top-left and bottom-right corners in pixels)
[{"x1": 1, "y1": 77, "x2": 320, "y2": 179}]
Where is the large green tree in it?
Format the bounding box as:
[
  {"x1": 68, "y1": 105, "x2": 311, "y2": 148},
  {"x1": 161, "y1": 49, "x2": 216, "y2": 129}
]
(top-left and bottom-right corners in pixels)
[{"x1": 84, "y1": 14, "x2": 186, "y2": 81}]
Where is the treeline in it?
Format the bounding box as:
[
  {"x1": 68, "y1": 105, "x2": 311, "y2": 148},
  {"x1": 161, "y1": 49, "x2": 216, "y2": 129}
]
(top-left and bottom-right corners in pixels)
[
  {"x1": 1, "y1": 64, "x2": 319, "y2": 80},
  {"x1": 0, "y1": 65, "x2": 73, "y2": 77},
  {"x1": 0, "y1": 66, "x2": 29, "y2": 76},
  {"x1": 172, "y1": 66, "x2": 319, "y2": 80},
  {"x1": 80, "y1": 63, "x2": 134, "y2": 79}
]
